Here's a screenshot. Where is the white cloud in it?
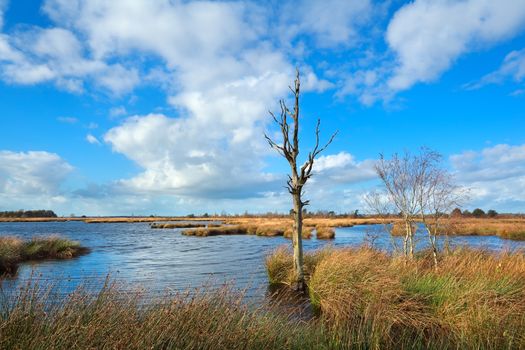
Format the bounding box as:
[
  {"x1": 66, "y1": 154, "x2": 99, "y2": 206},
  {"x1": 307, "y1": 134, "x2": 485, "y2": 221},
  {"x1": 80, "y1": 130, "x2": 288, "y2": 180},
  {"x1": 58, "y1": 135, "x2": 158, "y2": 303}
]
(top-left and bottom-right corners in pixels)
[
  {"x1": 0, "y1": 150, "x2": 73, "y2": 196},
  {"x1": 280, "y1": 0, "x2": 374, "y2": 49},
  {"x1": 0, "y1": 26, "x2": 139, "y2": 94},
  {"x1": 109, "y1": 106, "x2": 127, "y2": 118},
  {"x1": 42, "y1": 0, "x2": 262, "y2": 66},
  {"x1": 104, "y1": 113, "x2": 281, "y2": 199},
  {"x1": 311, "y1": 151, "x2": 377, "y2": 184},
  {"x1": 301, "y1": 69, "x2": 334, "y2": 93},
  {"x1": 86, "y1": 133, "x2": 101, "y2": 145},
  {"x1": 386, "y1": 0, "x2": 525, "y2": 91},
  {"x1": 451, "y1": 144, "x2": 525, "y2": 212},
  {"x1": 467, "y1": 48, "x2": 525, "y2": 90}
]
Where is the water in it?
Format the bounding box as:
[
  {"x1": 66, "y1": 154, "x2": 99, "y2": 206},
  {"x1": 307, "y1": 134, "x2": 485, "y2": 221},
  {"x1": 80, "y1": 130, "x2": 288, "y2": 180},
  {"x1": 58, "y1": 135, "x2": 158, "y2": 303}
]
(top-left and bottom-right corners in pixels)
[{"x1": 1, "y1": 221, "x2": 524, "y2": 299}]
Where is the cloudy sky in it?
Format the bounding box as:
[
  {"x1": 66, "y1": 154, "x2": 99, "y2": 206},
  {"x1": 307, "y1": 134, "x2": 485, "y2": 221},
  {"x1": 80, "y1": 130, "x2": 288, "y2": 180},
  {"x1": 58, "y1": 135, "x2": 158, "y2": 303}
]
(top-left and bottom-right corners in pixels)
[{"x1": 1, "y1": 0, "x2": 525, "y2": 216}]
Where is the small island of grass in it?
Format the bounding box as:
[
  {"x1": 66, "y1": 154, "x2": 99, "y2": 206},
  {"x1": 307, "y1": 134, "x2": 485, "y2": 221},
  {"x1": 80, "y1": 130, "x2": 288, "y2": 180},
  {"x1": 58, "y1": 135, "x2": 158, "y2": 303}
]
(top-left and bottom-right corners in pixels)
[{"x1": 0, "y1": 236, "x2": 89, "y2": 275}]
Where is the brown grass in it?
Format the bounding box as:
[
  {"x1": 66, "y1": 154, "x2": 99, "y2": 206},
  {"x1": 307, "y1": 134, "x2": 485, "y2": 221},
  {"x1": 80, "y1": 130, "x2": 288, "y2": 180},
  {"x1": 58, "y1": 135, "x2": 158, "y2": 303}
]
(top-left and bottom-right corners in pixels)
[
  {"x1": 0, "y1": 282, "x2": 330, "y2": 350},
  {"x1": 181, "y1": 226, "x2": 248, "y2": 236},
  {"x1": 283, "y1": 226, "x2": 314, "y2": 239},
  {"x1": 315, "y1": 226, "x2": 335, "y2": 239},
  {"x1": 449, "y1": 218, "x2": 525, "y2": 240}
]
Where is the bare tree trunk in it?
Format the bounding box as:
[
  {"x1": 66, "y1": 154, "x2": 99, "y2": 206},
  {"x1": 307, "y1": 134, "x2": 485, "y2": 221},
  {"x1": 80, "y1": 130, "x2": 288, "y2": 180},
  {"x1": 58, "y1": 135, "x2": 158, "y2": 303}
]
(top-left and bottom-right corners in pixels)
[
  {"x1": 409, "y1": 234, "x2": 414, "y2": 259},
  {"x1": 264, "y1": 69, "x2": 337, "y2": 292},
  {"x1": 405, "y1": 220, "x2": 415, "y2": 258},
  {"x1": 429, "y1": 234, "x2": 438, "y2": 269},
  {"x1": 292, "y1": 193, "x2": 305, "y2": 290},
  {"x1": 403, "y1": 234, "x2": 409, "y2": 258}
]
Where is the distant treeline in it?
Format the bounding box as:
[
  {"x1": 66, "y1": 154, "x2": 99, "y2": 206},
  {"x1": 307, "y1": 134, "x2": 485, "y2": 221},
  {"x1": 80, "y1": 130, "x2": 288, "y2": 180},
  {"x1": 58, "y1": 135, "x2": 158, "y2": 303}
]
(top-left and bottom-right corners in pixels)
[
  {"x1": 183, "y1": 209, "x2": 363, "y2": 219},
  {"x1": 0, "y1": 210, "x2": 57, "y2": 218},
  {"x1": 179, "y1": 209, "x2": 524, "y2": 219}
]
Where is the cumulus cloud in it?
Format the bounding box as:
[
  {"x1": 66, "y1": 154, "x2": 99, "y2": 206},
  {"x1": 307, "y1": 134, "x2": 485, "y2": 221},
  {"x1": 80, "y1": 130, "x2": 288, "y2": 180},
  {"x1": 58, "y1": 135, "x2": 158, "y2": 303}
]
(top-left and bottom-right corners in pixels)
[
  {"x1": 279, "y1": 0, "x2": 374, "y2": 49},
  {"x1": 450, "y1": 144, "x2": 525, "y2": 211},
  {"x1": 0, "y1": 26, "x2": 139, "y2": 94},
  {"x1": 0, "y1": 151, "x2": 73, "y2": 196},
  {"x1": 104, "y1": 114, "x2": 281, "y2": 199},
  {"x1": 386, "y1": 0, "x2": 525, "y2": 91},
  {"x1": 313, "y1": 152, "x2": 377, "y2": 184}
]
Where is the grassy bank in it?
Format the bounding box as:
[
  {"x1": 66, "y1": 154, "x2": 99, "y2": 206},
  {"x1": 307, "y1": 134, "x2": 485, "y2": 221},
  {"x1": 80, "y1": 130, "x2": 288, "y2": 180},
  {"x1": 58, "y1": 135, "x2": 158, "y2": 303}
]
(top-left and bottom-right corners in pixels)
[
  {"x1": 450, "y1": 219, "x2": 525, "y2": 240},
  {"x1": 0, "y1": 236, "x2": 89, "y2": 274},
  {"x1": 267, "y1": 246, "x2": 525, "y2": 349}
]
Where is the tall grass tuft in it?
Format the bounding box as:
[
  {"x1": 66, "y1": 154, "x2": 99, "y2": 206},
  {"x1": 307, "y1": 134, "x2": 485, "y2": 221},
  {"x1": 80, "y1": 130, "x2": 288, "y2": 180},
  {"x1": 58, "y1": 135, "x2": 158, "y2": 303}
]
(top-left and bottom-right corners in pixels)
[{"x1": 315, "y1": 226, "x2": 335, "y2": 239}]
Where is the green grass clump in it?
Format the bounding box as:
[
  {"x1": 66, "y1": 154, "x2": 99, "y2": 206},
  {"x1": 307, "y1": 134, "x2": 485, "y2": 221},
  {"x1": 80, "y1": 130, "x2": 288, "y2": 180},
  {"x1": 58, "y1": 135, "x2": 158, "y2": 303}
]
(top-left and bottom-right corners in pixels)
[{"x1": 0, "y1": 236, "x2": 88, "y2": 275}]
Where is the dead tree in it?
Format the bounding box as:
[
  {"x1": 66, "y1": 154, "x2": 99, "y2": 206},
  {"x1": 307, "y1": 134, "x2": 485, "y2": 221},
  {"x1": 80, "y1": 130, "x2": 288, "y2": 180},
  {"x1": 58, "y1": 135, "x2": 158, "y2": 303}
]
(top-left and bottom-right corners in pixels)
[{"x1": 264, "y1": 69, "x2": 337, "y2": 290}]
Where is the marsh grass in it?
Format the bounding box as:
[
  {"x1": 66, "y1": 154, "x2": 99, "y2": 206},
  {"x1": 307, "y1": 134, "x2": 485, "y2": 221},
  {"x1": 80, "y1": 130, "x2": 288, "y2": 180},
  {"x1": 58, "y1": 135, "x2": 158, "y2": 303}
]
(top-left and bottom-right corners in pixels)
[
  {"x1": 315, "y1": 226, "x2": 335, "y2": 239},
  {"x1": 0, "y1": 281, "x2": 336, "y2": 350},
  {"x1": 181, "y1": 226, "x2": 249, "y2": 236},
  {"x1": 0, "y1": 236, "x2": 88, "y2": 275},
  {"x1": 283, "y1": 226, "x2": 314, "y2": 239},
  {"x1": 182, "y1": 223, "x2": 315, "y2": 239},
  {"x1": 267, "y1": 246, "x2": 525, "y2": 349},
  {"x1": 450, "y1": 220, "x2": 525, "y2": 240},
  {"x1": 266, "y1": 246, "x2": 333, "y2": 287}
]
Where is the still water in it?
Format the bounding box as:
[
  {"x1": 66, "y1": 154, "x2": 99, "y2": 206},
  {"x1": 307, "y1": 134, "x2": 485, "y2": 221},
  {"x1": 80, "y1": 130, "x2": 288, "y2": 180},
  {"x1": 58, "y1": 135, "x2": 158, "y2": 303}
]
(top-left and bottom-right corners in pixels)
[{"x1": 1, "y1": 221, "x2": 524, "y2": 298}]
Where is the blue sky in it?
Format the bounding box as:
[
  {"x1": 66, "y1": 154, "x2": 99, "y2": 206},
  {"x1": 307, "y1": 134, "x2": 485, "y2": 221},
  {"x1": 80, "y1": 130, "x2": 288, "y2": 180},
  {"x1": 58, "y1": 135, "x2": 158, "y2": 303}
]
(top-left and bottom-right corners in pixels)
[{"x1": 1, "y1": 0, "x2": 525, "y2": 216}]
